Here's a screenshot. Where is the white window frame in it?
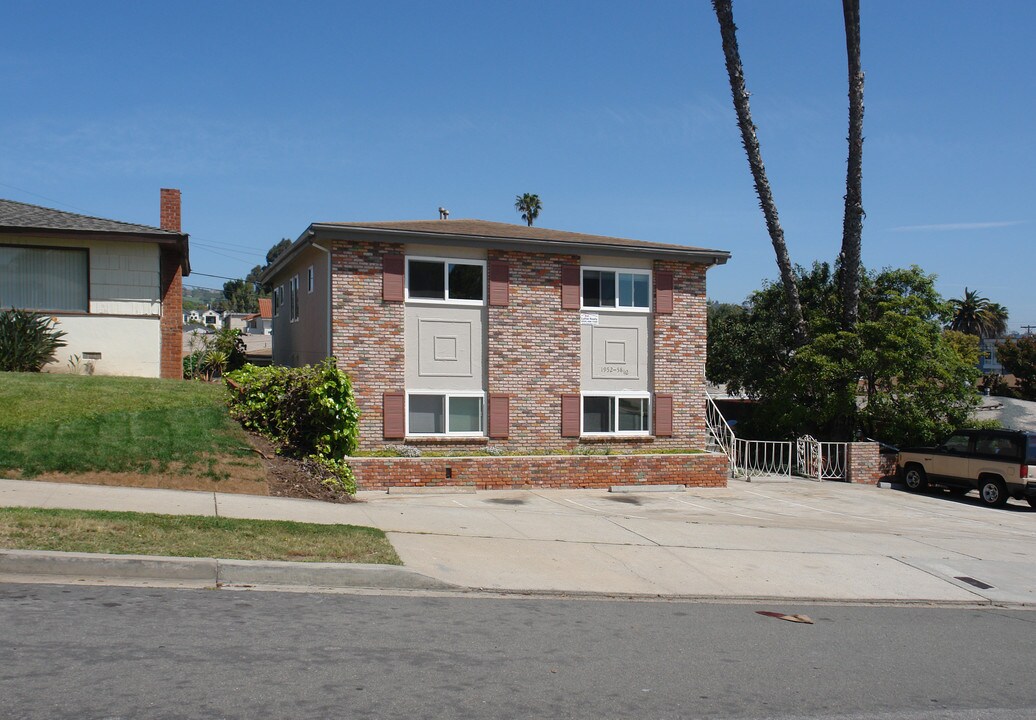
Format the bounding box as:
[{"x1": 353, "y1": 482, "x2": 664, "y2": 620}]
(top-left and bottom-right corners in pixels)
[
  {"x1": 307, "y1": 266, "x2": 314, "y2": 293},
  {"x1": 404, "y1": 256, "x2": 487, "y2": 306},
  {"x1": 289, "y1": 275, "x2": 300, "y2": 322},
  {"x1": 580, "y1": 266, "x2": 652, "y2": 312},
  {"x1": 580, "y1": 391, "x2": 651, "y2": 436},
  {"x1": 405, "y1": 391, "x2": 486, "y2": 437}
]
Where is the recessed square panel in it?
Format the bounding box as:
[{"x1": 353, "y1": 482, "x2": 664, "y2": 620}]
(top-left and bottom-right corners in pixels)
[
  {"x1": 591, "y1": 326, "x2": 639, "y2": 380},
  {"x1": 418, "y1": 319, "x2": 472, "y2": 377},
  {"x1": 434, "y1": 335, "x2": 458, "y2": 361},
  {"x1": 604, "y1": 340, "x2": 626, "y2": 365}
]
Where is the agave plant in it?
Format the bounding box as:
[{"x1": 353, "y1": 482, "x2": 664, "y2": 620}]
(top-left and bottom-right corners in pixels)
[{"x1": 0, "y1": 308, "x2": 68, "y2": 372}]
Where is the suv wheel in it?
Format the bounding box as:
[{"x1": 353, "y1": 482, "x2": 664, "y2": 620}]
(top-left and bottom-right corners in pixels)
[
  {"x1": 903, "y1": 465, "x2": 928, "y2": 492},
  {"x1": 979, "y1": 477, "x2": 1008, "y2": 508}
]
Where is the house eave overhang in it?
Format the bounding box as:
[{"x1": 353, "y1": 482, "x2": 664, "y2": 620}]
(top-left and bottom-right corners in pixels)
[
  {"x1": 0, "y1": 225, "x2": 191, "y2": 276},
  {"x1": 261, "y1": 223, "x2": 730, "y2": 284}
]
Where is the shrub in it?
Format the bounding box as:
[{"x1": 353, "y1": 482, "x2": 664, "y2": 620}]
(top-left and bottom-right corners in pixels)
[
  {"x1": 183, "y1": 327, "x2": 246, "y2": 380},
  {"x1": 0, "y1": 308, "x2": 68, "y2": 372},
  {"x1": 225, "y1": 359, "x2": 360, "y2": 492}
]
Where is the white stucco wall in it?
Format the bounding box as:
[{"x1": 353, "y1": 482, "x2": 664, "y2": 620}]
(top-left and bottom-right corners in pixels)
[
  {"x1": 43, "y1": 315, "x2": 162, "y2": 377},
  {"x1": 4, "y1": 235, "x2": 166, "y2": 377}
]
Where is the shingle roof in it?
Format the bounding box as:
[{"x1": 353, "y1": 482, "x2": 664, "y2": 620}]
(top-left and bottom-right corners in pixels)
[
  {"x1": 0, "y1": 197, "x2": 181, "y2": 237},
  {"x1": 318, "y1": 218, "x2": 724, "y2": 255}
]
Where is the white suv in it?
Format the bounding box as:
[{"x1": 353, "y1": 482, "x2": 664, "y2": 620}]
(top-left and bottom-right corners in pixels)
[{"x1": 897, "y1": 429, "x2": 1036, "y2": 508}]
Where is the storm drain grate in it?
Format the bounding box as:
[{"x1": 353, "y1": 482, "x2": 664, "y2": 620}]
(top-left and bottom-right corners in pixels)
[{"x1": 954, "y1": 576, "x2": 994, "y2": 590}]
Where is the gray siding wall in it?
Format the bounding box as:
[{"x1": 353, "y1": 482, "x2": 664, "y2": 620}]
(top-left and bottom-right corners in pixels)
[{"x1": 271, "y1": 246, "x2": 329, "y2": 367}]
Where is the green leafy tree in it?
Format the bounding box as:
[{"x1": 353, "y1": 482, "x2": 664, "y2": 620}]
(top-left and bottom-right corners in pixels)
[
  {"x1": 265, "y1": 238, "x2": 292, "y2": 267},
  {"x1": 221, "y1": 279, "x2": 259, "y2": 313},
  {"x1": 514, "y1": 193, "x2": 542, "y2": 227},
  {"x1": 708, "y1": 264, "x2": 979, "y2": 446},
  {"x1": 996, "y1": 335, "x2": 1036, "y2": 400}
]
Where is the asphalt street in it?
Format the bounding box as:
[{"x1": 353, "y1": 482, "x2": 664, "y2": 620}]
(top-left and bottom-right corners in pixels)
[{"x1": 2, "y1": 583, "x2": 1034, "y2": 719}]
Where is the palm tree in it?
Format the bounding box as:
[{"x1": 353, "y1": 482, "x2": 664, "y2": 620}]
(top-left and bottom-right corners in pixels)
[
  {"x1": 838, "y1": 0, "x2": 865, "y2": 330},
  {"x1": 514, "y1": 193, "x2": 542, "y2": 227},
  {"x1": 712, "y1": 0, "x2": 807, "y2": 347},
  {"x1": 985, "y1": 302, "x2": 1009, "y2": 338},
  {"x1": 950, "y1": 288, "x2": 1009, "y2": 338}
]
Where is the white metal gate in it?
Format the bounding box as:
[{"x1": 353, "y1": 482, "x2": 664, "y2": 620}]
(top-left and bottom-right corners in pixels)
[
  {"x1": 707, "y1": 394, "x2": 848, "y2": 480},
  {"x1": 795, "y1": 435, "x2": 847, "y2": 480}
]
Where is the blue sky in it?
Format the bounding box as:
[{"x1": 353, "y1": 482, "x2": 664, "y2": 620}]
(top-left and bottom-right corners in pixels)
[{"x1": 2, "y1": 1, "x2": 1033, "y2": 329}]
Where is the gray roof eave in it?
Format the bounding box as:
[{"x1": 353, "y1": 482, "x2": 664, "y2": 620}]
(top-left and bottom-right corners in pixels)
[{"x1": 260, "y1": 223, "x2": 731, "y2": 286}]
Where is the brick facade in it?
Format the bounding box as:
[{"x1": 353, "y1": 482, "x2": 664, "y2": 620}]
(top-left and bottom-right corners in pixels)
[
  {"x1": 349, "y1": 452, "x2": 728, "y2": 491},
  {"x1": 158, "y1": 189, "x2": 184, "y2": 381},
  {"x1": 159, "y1": 248, "x2": 183, "y2": 380},
  {"x1": 486, "y1": 249, "x2": 581, "y2": 452},
  {"x1": 654, "y1": 260, "x2": 708, "y2": 450},
  {"x1": 324, "y1": 242, "x2": 715, "y2": 458},
  {"x1": 329, "y1": 240, "x2": 405, "y2": 451},
  {"x1": 846, "y1": 442, "x2": 883, "y2": 484}
]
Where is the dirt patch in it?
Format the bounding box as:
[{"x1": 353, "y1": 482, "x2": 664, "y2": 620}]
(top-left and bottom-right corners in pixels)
[
  {"x1": 17, "y1": 433, "x2": 354, "y2": 504},
  {"x1": 250, "y1": 434, "x2": 354, "y2": 504}
]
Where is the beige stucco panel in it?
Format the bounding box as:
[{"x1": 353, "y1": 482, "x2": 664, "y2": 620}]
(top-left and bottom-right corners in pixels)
[
  {"x1": 406, "y1": 243, "x2": 486, "y2": 261},
  {"x1": 43, "y1": 315, "x2": 161, "y2": 377},
  {"x1": 580, "y1": 254, "x2": 652, "y2": 270},
  {"x1": 405, "y1": 305, "x2": 485, "y2": 391},
  {"x1": 580, "y1": 311, "x2": 650, "y2": 392}
]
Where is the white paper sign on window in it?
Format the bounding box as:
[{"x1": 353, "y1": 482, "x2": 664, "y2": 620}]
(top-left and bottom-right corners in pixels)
[{"x1": 580, "y1": 313, "x2": 600, "y2": 325}]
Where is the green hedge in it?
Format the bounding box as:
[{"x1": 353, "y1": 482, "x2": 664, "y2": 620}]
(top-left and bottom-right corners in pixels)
[{"x1": 225, "y1": 359, "x2": 360, "y2": 492}]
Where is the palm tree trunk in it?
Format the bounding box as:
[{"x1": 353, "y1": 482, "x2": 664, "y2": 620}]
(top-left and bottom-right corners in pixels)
[
  {"x1": 839, "y1": 0, "x2": 865, "y2": 329},
  {"x1": 712, "y1": 0, "x2": 807, "y2": 346}
]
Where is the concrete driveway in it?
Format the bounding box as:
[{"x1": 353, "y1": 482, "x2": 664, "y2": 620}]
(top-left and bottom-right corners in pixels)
[
  {"x1": 352, "y1": 478, "x2": 1036, "y2": 604},
  {"x1": 2, "y1": 476, "x2": 1033, "y2": 604}
]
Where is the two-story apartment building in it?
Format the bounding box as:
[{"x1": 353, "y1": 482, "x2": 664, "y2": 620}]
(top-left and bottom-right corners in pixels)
[{"x1": 262, "y1": 218, "x2": 729, "y2": 462}]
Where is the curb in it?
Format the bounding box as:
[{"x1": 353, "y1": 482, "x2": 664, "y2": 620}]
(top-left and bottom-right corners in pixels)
[{"x1": 0, "y1": 549, "x2": 458, "y2": 591}]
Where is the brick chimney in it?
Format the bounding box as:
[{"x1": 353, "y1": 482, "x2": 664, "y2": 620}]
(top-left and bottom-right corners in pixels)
[{"x1": 160, "y1": 188, "x2": 181, "y2": 232}]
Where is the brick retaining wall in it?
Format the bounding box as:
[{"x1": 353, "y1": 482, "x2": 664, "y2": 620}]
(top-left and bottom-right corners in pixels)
[{"x1": 349, "y1": 452, "x2": 729, "y2": 492}]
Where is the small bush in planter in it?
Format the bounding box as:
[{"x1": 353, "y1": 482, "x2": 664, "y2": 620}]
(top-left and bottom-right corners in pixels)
[{"x1": 0, "y1": 308, "x2": 68, "y2": 372}]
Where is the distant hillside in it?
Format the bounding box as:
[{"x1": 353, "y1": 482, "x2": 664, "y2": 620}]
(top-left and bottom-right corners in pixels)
[{"x1": 183, "y1": 287, "x2": 223, "y2": 311}]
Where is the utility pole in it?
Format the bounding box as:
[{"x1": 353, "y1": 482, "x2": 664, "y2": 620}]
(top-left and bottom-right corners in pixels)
[{"x1": 1021, "y1": 325, "x2": 1035, "y2": 335}]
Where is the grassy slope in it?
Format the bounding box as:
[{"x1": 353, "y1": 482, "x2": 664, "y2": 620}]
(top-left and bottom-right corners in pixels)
[
  {"x1": 0, "y1": 507, "x2": 401, "y2": 564},
  {"x1": 0, "y1": 372, "x2": 254, "y2": 477}
]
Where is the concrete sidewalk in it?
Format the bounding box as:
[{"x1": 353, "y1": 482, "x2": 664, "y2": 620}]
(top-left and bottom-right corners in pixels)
[{"x1": 1, "y1": 477, "x2": 1034, "y2": 605}]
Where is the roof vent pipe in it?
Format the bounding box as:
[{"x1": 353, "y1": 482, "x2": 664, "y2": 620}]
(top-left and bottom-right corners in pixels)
[{"x1": 438, "y1": 207, "x2": 450, "y2": 220}]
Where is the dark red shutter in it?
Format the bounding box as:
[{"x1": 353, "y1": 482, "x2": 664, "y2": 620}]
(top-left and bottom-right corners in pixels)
[
  {"x1": 488, "y1": 394, "x2": 510, "y2": 438},
  {"x1": 654, "y1": 393, "x2": 673, "y2": 437},
  {"x1": 383, "y1": 392, "x2": 405, "y2": 439},
  {"x1": 655, "y1": 271, "x2": 674, "y2": 314},
  {"x1": 561, "y1": 394, "x2": 581, "y2": 437},
  {"x1": 383, "y1": 254, "x2": 404, "y2": 302},
  {"x1": 561, "y1": 264, "x2": 581, "y2": 309},
  {"x1": 488, "y1": 260, "x2": 509, "y2": 306}
]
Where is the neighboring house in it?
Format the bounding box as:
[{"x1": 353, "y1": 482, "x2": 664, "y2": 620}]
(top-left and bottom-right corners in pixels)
[
  {"x1": 979, "y1": 336, "x2": 1005, "y2": 375},
  {"x1": 223, "y1": 312, "x2": 252, "y2": 333},
  {"x1": 261, "y1": 218, "x2": 729, "y2": 454},
  {"x1": 244, "y1": 297, "x2": 273, "y2": 335},
  {"x1": 200, "y1": 309, "x2": 221, "y2": 328},
  {"x1": 184, "y1": 309, "x2": 202, "y2": 324},
  {"x1": 0, "y1": 190, "x2": 190, "y2": 379}
]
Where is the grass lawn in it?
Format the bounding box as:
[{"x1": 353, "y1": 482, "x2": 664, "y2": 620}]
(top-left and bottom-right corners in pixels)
[
  {"x1": 0, "y1": 372, "x2": 256, "y2": 480},
  {"x1": 0, "y1": 507, "x2": 401, "y2": 564}
]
